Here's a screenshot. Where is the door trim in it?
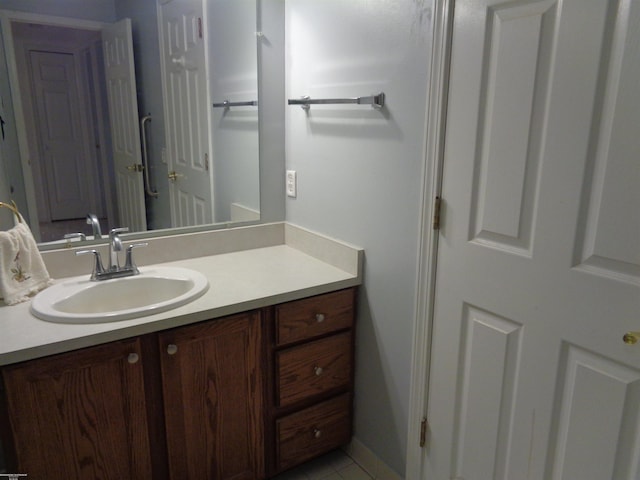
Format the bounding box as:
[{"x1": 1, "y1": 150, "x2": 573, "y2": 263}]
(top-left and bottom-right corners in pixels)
[
  {"x1": 405, "y1": 0, "x2": 455, "y2": 478},
  {"x1": 0, "y1": 10, "x2": 107, "y2": 238}
]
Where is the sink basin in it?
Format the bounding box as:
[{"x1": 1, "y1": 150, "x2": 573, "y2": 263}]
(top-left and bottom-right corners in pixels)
[{"x1": 31, "y1": 266, "x2": 209, "y2": 324}]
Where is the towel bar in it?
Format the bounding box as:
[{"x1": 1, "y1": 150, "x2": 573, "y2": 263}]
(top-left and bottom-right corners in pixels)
[
  {"x1": 0, "y1": 201, "x2": 22, "y2": 222},
  {"x1": 288, "y1": 92, "x2": 385, "y2": 110}
]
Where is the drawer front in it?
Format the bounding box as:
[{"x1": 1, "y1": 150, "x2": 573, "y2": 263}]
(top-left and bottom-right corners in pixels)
[
  {"x1": 277, "y1": 332, "x2": 351, "y2": 407},
  {"x1": 276, "y1": 394, "x2": 351, "y2": 472},
  {"x1": 275, "y1": 289, "x2": 355, "y2": 346}
]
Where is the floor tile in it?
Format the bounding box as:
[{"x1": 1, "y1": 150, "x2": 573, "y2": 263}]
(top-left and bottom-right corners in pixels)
[
  {"x1": 337, "y1": 463, "x2": 373, "y2": 480},
  {"x1": 270, "y1": 449, "x2": 372, "y2": 480}
]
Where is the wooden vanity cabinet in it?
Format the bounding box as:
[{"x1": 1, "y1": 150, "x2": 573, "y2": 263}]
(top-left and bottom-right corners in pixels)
[
  {"x1": 266, "y1": 288, "x2": 357, "y2": 476},
  {"x1": 0, "y1": 288, "x2": 356, "y2": 480},
  {"x1": 159, "y1": 311, "x2": 264, "y2": 479},
  {"x1": 0, "y1": 311, "x2": 264, "y2": 480},
  {"x1": 0, "y1": 338, "x2": 154, "y2": 479}
]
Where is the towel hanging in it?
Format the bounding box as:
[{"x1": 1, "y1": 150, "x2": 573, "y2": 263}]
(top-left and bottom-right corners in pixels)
[{"x1": 0, "y1": 202, "x2": 52, "y2": 305}]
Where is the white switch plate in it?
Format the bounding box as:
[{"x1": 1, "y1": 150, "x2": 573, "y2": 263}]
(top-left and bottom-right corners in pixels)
[{"x1": 286, "y1": 170, "x2": 297, "y2": 197}]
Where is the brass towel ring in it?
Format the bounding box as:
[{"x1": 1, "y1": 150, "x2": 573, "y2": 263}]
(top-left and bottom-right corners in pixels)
[{"x1": 0, "y1": 200, "x2": 22, "y2": 223}]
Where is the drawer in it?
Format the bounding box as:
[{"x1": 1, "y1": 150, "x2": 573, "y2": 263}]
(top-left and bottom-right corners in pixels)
[
  {"x1": 276, "y1": 393, "x2": 351, "y2": 472},
  {"x1": 275, "y1": 289, "x2": 355, "y2": 346},
  {"x1": 277, "y1": 332, "x2": 351, "y2": 407}
]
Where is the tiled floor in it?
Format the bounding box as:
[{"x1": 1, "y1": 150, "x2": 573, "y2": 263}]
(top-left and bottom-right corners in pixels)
[{"x1": 272, "y1": 449, "x2": 372, "y2": 480}]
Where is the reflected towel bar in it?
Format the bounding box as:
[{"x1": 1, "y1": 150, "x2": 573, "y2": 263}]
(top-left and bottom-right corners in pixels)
[
  {"x1": 288, "y1": 92, "x2": 385, "y2": 110},
  {"x1": 140, "y1": 114, "x2": 158, "y2": 198},
  {"x1": 212, "y1": 100, "x2": 258, "y2": 108}
]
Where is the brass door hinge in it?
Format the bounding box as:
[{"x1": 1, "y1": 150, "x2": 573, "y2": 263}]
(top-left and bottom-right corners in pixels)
[
  {"x1": 433, "y1": 196, "x2": 442, "y2": 230},
  {"x1": 420, "y1": 417, "x2": 428, "y2": 447}
]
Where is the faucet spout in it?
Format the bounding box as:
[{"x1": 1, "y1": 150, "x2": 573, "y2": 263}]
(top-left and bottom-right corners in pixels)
[
  {"x1": 109, "y1": 227, "x2": 128, "y2": 271},
  {"x1": 86, "y1": 214, "x2": 103, "y2": 239}
]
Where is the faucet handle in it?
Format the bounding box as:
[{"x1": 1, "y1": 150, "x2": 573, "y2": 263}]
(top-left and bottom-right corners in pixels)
[
  {"x1": 124, "y1": 242, "x2": 148, "y2": 273},
  {"x1": 64, "y1": 232, "x2": 87, "y2": 241},
  {"x1": 76, "y1": 249, "x2": 105, "y2": 280},
  {"x1": 109, "y1": 227, "x2": 129, "y2": 237}
]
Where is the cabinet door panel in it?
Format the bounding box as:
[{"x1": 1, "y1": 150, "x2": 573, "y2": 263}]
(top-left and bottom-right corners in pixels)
[
  {"x1": 1, "y1": 338, "x2": 152, "y2": 479},
  {"x1": 159, "y1": 312, "x2": 264, "y2": 480}
]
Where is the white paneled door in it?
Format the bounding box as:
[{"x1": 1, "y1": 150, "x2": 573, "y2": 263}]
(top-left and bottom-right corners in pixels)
[
  {"x1": 426, "y1": 1, "x2": 640, "y2": 479},
  {"x1": 102, "y1": 18, "x2": 147, "y2": 232},
  {"x1": 159, "y1": 0, "x2": 213, "y2": 227}
]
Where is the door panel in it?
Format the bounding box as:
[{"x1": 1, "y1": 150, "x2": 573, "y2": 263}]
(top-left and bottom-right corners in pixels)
[
  {"x1": 427, "y1": 0, "x2": 640, "y2": 479},
  {"x1": 102, "y1": 18, "x2": 146, "y2": 232},
  {"x1": 158, "y1": 312, "x2": 264, "y2": 479},
  {"x1": 30, "y1": 51, "x2": 90, "y2": 220},
  {"x1": 160, "y1": 0, "x2": 213, "y2": 227}
]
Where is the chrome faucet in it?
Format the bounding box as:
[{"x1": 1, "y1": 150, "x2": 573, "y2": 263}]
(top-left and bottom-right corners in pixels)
[
  {"x1": 76, "y1": 226, "x2": 147, "y2": 281},
  {"x1": 86, "y1": 214, "x2": 103, "y2": 239},
  {"x1": 109, "y1": 227, "x2": 127, "y2": 270}
]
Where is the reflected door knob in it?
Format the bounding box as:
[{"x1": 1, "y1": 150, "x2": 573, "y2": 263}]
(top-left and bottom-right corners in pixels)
[
  {"x1": 168, "y1": 171, "x2": 184, "y2": 182},
  {"x1": 126, "y1": 163, "x2": 144, "y2": 172},
  {"x1": 623, "y1": 331, "x2": 640, "y2": 345}
]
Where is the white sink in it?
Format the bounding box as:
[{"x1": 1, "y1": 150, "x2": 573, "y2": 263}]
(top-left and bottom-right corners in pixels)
[{"x1": 31, "y1": 266, "x2": 209, "y2": 324}]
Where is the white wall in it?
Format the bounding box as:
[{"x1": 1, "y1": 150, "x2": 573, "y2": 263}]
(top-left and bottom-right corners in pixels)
[{"x1": 285, "y1": 1, "x2": 433, "y2": 475}]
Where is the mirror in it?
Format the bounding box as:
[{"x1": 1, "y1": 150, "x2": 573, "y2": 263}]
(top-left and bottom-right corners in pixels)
[{"x1": 0, "y1": 0, "x2": 261, "y2": 247}]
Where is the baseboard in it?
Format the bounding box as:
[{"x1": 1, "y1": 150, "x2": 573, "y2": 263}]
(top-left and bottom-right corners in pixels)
[{"x1": 343, "y1": 438, "x2": 404, "y2": 480}]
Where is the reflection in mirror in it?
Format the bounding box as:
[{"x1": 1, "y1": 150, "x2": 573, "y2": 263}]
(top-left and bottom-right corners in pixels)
[{"x1": 0, "y1": 0, "x2": 260, "y2": 247}]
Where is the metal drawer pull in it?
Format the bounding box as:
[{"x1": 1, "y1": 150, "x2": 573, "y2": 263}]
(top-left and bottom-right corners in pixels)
[
  {"x1": 167, "y1": 344, "x2": 178, "y2": 355},
  {"x1": 313, "y1": 428, "x2": 322, "y2": 439},
  {"x1": 623, "y1": 331, "x2": 640, "y2": 345},
  {"x1": 127, "y1": 353, "x2": 139, "y2": 364},
  {"x1": 315, "y1": 313, "x2": 326, "y2": 323},
  {"x1": 314, "y1": 366, "x2": 324, "y2": 376}
]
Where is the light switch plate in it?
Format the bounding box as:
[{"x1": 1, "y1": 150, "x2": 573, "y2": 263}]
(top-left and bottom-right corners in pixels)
[{"x1": 286, "y1": 170, "x2": 297, "y2": 197}]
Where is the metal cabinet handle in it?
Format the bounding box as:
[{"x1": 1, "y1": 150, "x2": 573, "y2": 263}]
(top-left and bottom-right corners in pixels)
[
  {"x1": 315, "y1": 313, "x2": 326, "y2": 323},
  {"x1": 127, "y1": 353, "x2": 139, "y2": 364},
  {"x1": 167, "y1": 344, "x2": 178, "y2": 355},
  {"x1": 314, "y1": 366, "x2": 324, "y2": 376},
  {"x1": 313, "y1": 428, "x2": 322, "y2": 439},
  {"x1": 623, "y1": 331, "x2": 640, "y2": 345}
]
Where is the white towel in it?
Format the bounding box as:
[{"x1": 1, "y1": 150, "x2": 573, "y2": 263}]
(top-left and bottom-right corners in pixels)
[{"x1": 0, "y1": 221, "x2": 53, "y2": 305}]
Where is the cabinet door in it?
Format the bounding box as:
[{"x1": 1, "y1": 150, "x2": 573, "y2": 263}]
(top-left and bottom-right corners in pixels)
[
  {"x1": 1, "y1": 338, "x2": 152, "y2": 479},
  {"x1": 159, "y1": 312, "x2": 264, "y2": 479}
]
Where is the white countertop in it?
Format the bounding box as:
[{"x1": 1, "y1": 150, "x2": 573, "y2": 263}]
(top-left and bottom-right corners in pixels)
[{"x1": 1, "y1": 229, "x2": 362, "y2": 366}]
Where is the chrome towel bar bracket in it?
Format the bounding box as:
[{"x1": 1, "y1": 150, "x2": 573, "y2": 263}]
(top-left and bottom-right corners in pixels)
[{"x1": 288, "y1": 92, "x2": 385, "y2": 110}]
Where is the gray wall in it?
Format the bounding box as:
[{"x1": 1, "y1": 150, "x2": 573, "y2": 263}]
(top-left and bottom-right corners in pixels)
[
  {"x1": 285, "y1": 0, "x2": 433, "y2": 474},
  {"x1": 210, "y1": 0, "x2": 260, "y2": 222},
  {"x1": 257, "y1": 0, "x2": 285, "y2": 224}
]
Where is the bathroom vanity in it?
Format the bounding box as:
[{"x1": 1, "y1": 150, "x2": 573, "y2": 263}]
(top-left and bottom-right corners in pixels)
[{"x1": 0, "y1": 223, "x2": 362, "y2": 479}]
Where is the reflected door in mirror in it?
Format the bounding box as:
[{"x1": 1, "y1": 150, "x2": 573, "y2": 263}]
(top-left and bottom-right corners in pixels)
[{"x1": 160, "y1": 0, "x2": 214, "y2": 228}]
